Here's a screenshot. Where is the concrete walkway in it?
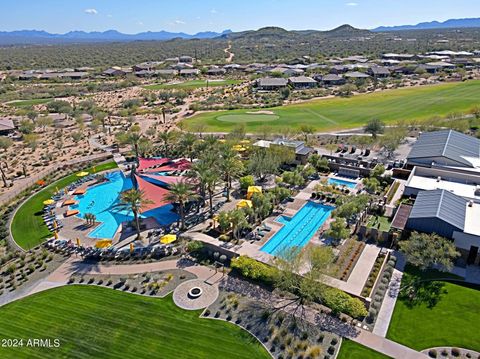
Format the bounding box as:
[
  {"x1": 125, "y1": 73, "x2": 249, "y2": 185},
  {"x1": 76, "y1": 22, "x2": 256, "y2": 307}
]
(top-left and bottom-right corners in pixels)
[
  {"x1": 373, "y1": 252, "x2": 406, "y2": 337},
  {"x1": 350, "y1": 330, "x2": 428, "y2": 359}
]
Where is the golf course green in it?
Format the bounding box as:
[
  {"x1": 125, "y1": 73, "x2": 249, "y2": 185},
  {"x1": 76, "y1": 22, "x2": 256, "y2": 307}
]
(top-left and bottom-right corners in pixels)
[
  {"x1": 182, "y1": 80, "x2": 480, "y2": 132},
  {"x1": 0, "y1": 286, "x2": 270, "y2": 359}
]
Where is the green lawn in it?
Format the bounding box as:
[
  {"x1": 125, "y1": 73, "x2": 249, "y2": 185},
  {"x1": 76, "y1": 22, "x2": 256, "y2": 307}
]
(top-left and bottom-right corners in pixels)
[
  {"x1": 366, "y1": 216, "x2": 391, "y2": 232},
  {"x1": 386, "y1": 266, "x2": 480, "y2": 351},
  {"x1": 337, "y1": 339, "x2": 391, "y2": 359},
  {"x1": 144, "y1": 79, "x2": 242, "y2": 90},
  {"x1": 10, "y1": 161, "x2": 118, "y2": 250},
  {"x1": 0, "y1": 285, "x2": 269, "y2": 359},
  {"x1": 182, "y1": 80, "x2": 480, "y2": 132},
  {"x1": 7, "y1": 98, "x2": 53, "y2": 107}
]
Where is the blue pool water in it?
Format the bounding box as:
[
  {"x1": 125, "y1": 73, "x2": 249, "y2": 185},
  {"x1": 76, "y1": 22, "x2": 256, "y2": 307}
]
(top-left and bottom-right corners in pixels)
[
  {"x1": 260, "y1": 201, "x2": 334, "y2": 256},
  {"x1": 71, "y1": 171, "x2": 178, "y2": 239},
  {"x1": 327, "y1": 177, "x2": 357, "y2": 189}
]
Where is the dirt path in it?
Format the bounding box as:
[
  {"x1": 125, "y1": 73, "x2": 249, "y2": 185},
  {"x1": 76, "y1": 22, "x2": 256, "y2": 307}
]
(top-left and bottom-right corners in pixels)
[{"x1": 224, "y1": 42, "x2": 234, "y2": 63}]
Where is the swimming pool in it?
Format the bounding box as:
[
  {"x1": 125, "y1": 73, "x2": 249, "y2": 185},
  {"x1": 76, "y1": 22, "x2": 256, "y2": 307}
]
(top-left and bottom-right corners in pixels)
[
  {"x1": 71, "y1": 171, "x2": 178, "y2": 239},
  {"x1": 327, "y1": 177, "x2": 358, "y2": 189},
  {"x1": 260, "y1": 201, "x2": 334, "y2": 256}
]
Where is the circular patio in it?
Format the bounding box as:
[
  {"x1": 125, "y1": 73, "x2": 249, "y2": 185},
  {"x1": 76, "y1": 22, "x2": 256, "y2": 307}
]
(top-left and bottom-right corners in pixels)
[{"x1": 173, "y1": 279, "x2": 219, "y2": 310}]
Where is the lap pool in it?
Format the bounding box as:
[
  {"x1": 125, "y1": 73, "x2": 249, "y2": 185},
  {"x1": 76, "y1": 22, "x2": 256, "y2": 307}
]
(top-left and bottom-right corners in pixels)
[
  {"x1": 327, "y1": 177, "x2": 357, "y2": 189},
  {"x1": 260, "y1": 201, "x2": 334, "y2": 256},
  {"x1": 71, "y1": 171, "x2": 178, "y2": 239}
]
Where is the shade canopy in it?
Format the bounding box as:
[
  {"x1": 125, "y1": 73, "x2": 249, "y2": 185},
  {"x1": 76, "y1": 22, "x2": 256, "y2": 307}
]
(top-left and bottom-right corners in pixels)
[
  {"x1": 137, "y1": 157, "x2": 171, "y2": 172},
  {"x1": 236, "y1": 199, "x2": 253, "y2": 208},
  {"x1": 134, "y1": 175, "x2": 171, "y2": 212},
  {"x1": 246, "y1": 186, "x2": 262, "y2": 199},
  {"x1": 43, "y1": 199, "x2": 55, "y2": 205},
  {"x1": 160, "y1": 234, "x2": 177, "y2": 244},
  {"x1": 76, "y1": 171, "x2": 89, "y2": 177}
]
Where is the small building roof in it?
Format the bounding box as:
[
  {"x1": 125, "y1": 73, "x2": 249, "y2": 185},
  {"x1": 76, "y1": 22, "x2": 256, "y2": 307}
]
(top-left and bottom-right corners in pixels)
[
  {"x1": 321, "y1": 74, "x2": 344, "y2": 81},
  {"x1": 391, "y1": 204, "x2": 412, "y2": 230},
  {"x1": 369, "y1": 66, "x2": 390, "y2": 75},
  {"x1": 257, "y1": 77, "x2": 288, "y2": 87},
  {"x1": 344, "y1": 71, "x2": 370, "y2": 78},
  {"x1": 407, "y1": 130, "x2": 480, "y2": 168},
  {"x1": 288, "y1": 76, "x2": 317, "y2": 84},
  {"x1": 409, "y1": 189, "x2": 466, "y2": 231},
  {"x1": 0, "y1": 118, "x2": 15, "y2": 132}
]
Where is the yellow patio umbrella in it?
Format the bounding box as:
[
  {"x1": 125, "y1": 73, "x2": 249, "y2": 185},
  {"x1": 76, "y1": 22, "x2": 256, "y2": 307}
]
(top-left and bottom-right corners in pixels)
[
  {"x1": 240, "y1": 139, "x2": 251, "y2": 144},
  {"x1": 160, "y1": 234, "x2": 177, "y2": 244},
  {"x1": 130, "y1": 242, "x2": 134, "y2": 253},
  {"x1": 218, "y1": 139, "x2": 226, "y2": 143},
  {"x1": 246, "y1": 186, "x2": 262, "y2": 199},
  {"x1": 236, "y1": 199, "x2": 253, "y2": 209},
  {"x1": 95, "y1": 239, "x2": 112, "y2": 249},
  {"x1": 43, "y1": 199, "x2": 55, "y2": 205},
  {"x1": 232, "y1": 145, "x2": 246, "y2": 152},
  {"x1": 76, "y1": 171, "x2": 89, "y2": 177},
  {"x1": 53, "y1": 231, "x2": 59, "y2": 239},
  {"x1": 53, "y1": 221, "x2": 58, "y2": 229},
  {"x1": 76, "y1": 238, "x2": 81, "y2": 246}
]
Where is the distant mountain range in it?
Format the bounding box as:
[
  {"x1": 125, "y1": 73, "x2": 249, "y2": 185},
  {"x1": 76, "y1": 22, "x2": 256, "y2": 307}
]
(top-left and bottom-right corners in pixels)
[
  {"x1": 0, "y1": 29, "x2": 232, "y2": 45},
  {"x1": 373, "y1": 17, "x2": 480, "y2": 32},
  {"x1": 2, "y1": 17, "x2": 480, "y2": 45}
]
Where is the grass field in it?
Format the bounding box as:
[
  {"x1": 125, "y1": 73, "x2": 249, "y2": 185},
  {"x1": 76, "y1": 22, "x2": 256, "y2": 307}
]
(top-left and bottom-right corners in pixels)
[
  {"x1": 0, "y1": 286, "x2": 269, "y2": 359},
  {"x1": 386, "y1": 266, "x2": 480, "y2": 352},
  {"x1": 7, "y1": 98, "x2": 53, "y2": 107},
  {"x1": 183, "y1": 80, "x2": 480, "y2": 132},
  {"x1": 144, "y1": 79, "x2": 242, "y2": 90},
  {"x1": 10, "y1": 161, "x2": 118, "y2": 250},
  {"x1": 337, "y1": 339, "x2": 391, "y2": 359}
]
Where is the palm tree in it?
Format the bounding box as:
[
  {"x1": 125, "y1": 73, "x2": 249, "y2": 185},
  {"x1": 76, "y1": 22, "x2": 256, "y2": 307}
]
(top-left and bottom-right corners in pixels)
[
  {"x1": 178, "y1": 133, "x2": 197, "y2": 161},
  {"x1": 229, "y1": 209, "x2": 249, "y2": 240},
  {"x1": 126, "y1": 131, "x2": 142, "y2": 161},
  {"x1": 220, "y1": 152, "x2": 243, "y2": 202},
  {"x1": 164, "y1": 181, "x2": 198, "y2": 230},
  {"x1": 115, "y1": 189, "x2": 153, "y2": 240},
  {"x1": 204, "y1": 171, "x2": 221, "y2": 218},
  {"x1": 158, "y1": 131, "x2": 177, "y2": 157}
]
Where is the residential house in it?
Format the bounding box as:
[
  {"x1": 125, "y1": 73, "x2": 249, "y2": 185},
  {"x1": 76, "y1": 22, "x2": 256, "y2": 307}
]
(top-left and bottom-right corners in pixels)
[
  {"x1": 368, "y1": 66, "x2": 390, "y2": 78},
  {"x1": 0, "y1": 118, "x2": 16, "y2": 135},
  {"x1": 256, "y1": 77, "x2": 288, "y2": 91},
  {"x1": 103, "y1": 67, "x2": 126, "y2": 76},
  {"x1": 288, "y1": 76, "x2": 317, "y2": 89},
  {"x1": 179, "y1": 69, "x2": 200, "y2": 77},
  {"x1": 316, "y1": 74, "x2": 346, "y2": 86},
  {"x1": 207, "y1": 67, "x2": 226, "y2": 76}
]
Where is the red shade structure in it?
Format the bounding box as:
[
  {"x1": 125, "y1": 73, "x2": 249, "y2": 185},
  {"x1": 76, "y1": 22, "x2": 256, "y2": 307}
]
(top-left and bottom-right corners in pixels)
[
  {"x1": 140, "y1": 174, "x2": 188, "y2": 186},
  {"x1": 134, "y1": 175, "x2": 172, "y2": 212},
  {"x1": 137, "y1": 157, "x2": 171, "y2": 172}
]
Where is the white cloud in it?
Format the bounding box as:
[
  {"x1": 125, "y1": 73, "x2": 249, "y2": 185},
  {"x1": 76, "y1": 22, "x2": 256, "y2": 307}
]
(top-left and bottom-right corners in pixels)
[
  {"x1": 174, "y1": 19, "x2": 186, "y2": 25},
  {"x1": 107, "y1": 14, "x2": 113, "y2": 18},
  {"x1": 138, "y1": 21, "x2": 144, "y2": 26},
  {"x1": 346, "y1": 2, "x2": 358, "y2": 6},
  {"x1": 84, "y1": 8, "x2": 98, "y2": 15},
  {"x1": 210, "y1": 8, "x2": 218, "y2": 14}
]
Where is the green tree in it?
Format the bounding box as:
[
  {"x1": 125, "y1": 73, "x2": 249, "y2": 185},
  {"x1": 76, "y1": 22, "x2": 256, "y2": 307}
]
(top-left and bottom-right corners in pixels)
[
  {"x1": 239, "y1": 175, "x2": 255, "y2": 191},
  {"x1": 115, "y1": 189, "x2": 153, "y2": 239},
  {"x1": 229, "y1": 209, "x2": 249, "y2": 239},
  {"x1": 364, "y1": 118, "x2": 385, "y2": 139},
  {"x1": 0, "y1": 137, "x2": 13, "y2": 151},
  {"x1": 325, "y1": 217, "x2": 350, "y2": 244},
  {"x1": 362, "y1": 177, "x2": 380, "y2": 194},
  {"x1": 18, "y1": 119, "x2": 35, "y2": 134},
  {"x1": 399, "y1": 232, "x2": 460, "y2": 272},
  {"x1": 220, "y1": 151, "x2": 243, "y2": 202},
  {"x1": 37, "y1": 116, "x2": 53, "y2": 132},
  {"x1": 164, "y1": 181, "x2": 198, "y2": 230}
]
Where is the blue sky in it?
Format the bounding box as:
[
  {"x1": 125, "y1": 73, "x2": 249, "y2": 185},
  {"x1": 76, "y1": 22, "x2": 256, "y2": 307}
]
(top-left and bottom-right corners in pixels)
[{"x1": 1, "y1": 0, "x2": 480, "y2": 34}]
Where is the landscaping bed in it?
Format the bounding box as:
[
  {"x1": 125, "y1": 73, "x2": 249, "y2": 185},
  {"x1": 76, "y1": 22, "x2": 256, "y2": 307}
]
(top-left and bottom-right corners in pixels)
[
  {"x1": 333, "y1": 239, "x2": 365, "y2": 281},
  {"x1": 205, "y1": 289, "x2": 341, "y2": 359},
  {"x1": 68, "y1": 269, "x2": 196, "y2": 297}
]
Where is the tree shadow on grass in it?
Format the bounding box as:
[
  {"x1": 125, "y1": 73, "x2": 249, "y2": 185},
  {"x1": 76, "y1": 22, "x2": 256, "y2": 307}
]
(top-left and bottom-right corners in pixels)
[{"x1": 400, "y1": 280, "x2": 447, "y2": 309}]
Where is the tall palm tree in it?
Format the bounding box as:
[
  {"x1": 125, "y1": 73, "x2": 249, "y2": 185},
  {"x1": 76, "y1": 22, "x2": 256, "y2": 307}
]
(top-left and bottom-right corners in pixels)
[
  {"x1": 115, "y1": 189, "x2": 153, "y2": 240},
  {"x1": 178, "y1": 133, "x2": 197, "y2": 161},
  {"x1": 158, "y1": 131, "x2": 177, "y2": 157},
  {"x1": 229, "y1": 209, "x2": 249, "y2": 240},
  {"x1": 220, "y1": 152, "x2": 243, "y2": 202},
  {"x1": 126, "y1": 131, "x2": 142, "y2": 161},
  {"x1": 164, "y1": 181, "x2": 198, "y2": 230},
  {"x1": 204, "y1": 171, "x2": 221, "y2": 218}
]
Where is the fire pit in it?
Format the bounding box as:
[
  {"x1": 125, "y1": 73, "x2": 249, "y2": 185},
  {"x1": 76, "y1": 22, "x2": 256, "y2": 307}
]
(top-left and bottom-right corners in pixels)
[{"x1": 188, "y1": 287, "x2": 203, "y2": 298}]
